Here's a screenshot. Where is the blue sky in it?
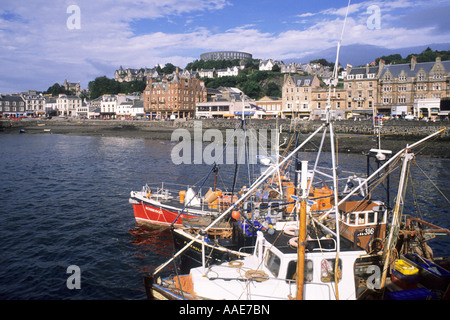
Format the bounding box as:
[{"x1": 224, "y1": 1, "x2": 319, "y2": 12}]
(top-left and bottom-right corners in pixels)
[{"x1": 0, "y1": 0, "x2": 449, "y2": 93}]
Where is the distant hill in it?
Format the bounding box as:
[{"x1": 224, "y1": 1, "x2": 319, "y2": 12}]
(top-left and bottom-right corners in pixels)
[{"x1": 284, "y1": 43, "x2": 450, "y2": 67}]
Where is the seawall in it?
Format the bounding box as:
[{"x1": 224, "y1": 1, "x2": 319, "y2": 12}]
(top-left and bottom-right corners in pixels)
[{"x1": 1, "y1": 118, "x2": 449, "y2": 157}]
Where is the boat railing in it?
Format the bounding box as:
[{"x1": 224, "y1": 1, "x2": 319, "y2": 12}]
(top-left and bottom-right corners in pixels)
[
  {"x1": 238, "y1": 245, "x2": 255, "y2": 255},
  {"x1": 141, "y1": 182, "x2": 242, "y2": 213}
]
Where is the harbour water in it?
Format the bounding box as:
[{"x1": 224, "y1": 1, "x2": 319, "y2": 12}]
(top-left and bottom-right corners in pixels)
[{"x1": 0, "y1": 133, "x2": 449, "y2": 299}]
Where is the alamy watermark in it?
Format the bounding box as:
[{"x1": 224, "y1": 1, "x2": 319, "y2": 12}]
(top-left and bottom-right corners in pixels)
[
  {"x1": 366, "y1": 5, "x2": 381, "y2": 30},
  {"x1": 170, "y1": 121, "x2": 279, "y2": 165},
  {"x1": 66, "y1": 265, "x2": 81, "y2": 289},
  {"x1": 66, "y1": 5, "x2": 81, "y2": 30}
]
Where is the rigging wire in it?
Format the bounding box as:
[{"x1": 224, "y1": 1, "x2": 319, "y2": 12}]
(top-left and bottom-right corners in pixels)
[{"x1": 414, "y1": 161, "x2": 450, "y2": 203}]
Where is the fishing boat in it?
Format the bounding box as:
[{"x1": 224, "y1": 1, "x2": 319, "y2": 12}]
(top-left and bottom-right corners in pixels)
[
  {"x1": 144, "y1": 126, "x2": 449, "y2": 300},
  {"x1": 129, "y1": 101, "x2": 300, "y2": 229},
  {"x1": 129, "y1": 182, "x2": 238, "y2": 228}
]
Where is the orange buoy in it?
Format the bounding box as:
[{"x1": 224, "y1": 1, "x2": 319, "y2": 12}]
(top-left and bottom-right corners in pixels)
[
  {"x1": 231, "y1": 210, "x2": 240, "y2": 220},
  {"x1": 179, "y1": 190, "x2": 186, "y2": 203}
]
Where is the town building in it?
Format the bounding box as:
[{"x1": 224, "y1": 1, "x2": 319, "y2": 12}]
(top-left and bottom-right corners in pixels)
[
  {"x1": 114, "y1": 66, "x2": 159, "y2": 83},
  {"x1": 195, "y1": 87, "x2": 260, "y2": 118},
  {"x1": 310, "y1": 87, "x2": 348, "y2": 120},
  {"x1": 62, "y1": 80, "x2": 81, "y2": 96},
  {"x1": 281, "y1": 62, "x2": 301, "y2": 74},
  {"x1": 21, "y1": 90, "x2": 46, "y2": 117},
  {"x1": 198, "y1": 69, "x2": 216, "y2": 79},
  {"x1": 44, "y1": 96, "x2": 58, "y2": 115},
  {"x1": 100, "y1": 94, "x2": 130, "y2": 119},
  {"x1": 376, "y1": 56, "x2": 450, "y2": 117},
  {"x1": 255, "y1": 96, "x2": 282, "y2": 118},
  {"x1": 259, "y1": 59, "x2": 282, "y2": 71},
  {"x1": 56, "y1": 94, "x2": 82, "y2": 117},
  {"x1": 143, "y1": 71, "x2": 207, "y2": 119},
  {"x1": 344, "y1": 64, "x2": 379, "y2": 118},
  {"x1": 0, "y1": 94, "x2": 26, "y2": 118},
  {"x1": 217, "y1": 66, "x2": 241, "y2": 77},
  {"x1": 282, "y1": 74, "x2": 321, "y2": 118}
]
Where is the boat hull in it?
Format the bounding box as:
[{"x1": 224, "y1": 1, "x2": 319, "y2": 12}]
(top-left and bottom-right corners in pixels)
[{"x1": 130, "y1": 195, "x2": 202, "y2": 228}]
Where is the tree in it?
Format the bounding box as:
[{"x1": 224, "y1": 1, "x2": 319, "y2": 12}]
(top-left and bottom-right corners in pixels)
[
  {"x1": 265, "y1": 82, "x2": 281, "y2": 97},
  {"x1": 240, "y1": 80, "x2": 262, "y2": 99},
  {"x1": 162, "y1": 63, "x2": 177, "y2": 75},
  {"x1": 45, "y1": 83, "x2": 70, "y2": 96},
  {"x1": 88, "y1": 76, "x2": 120, "y2": 99}
]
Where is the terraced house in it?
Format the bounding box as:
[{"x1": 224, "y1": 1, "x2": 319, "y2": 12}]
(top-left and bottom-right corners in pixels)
[
  {"x1": 281, "y1": 56, "x2": 450, "y2": 120},
  {"x1": 377, "y1": 56, "x2": 450, "y2": 118},
  {"x1": 143, "y1": 71, "x2": 207, "y2": 120},
  {"x1": 344, "y1": 64, "x2": 378, "y2": 118},
  {"x1": 282, "y1": 74, "x2": 320, "y2": 119},
  {"x1": 0, "y1": 94, "x2": 26, "y2": 118}
]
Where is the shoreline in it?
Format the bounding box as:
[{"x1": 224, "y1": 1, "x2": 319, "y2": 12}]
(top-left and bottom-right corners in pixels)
[{"x1": 1, "y1": 118, "x2": 449, "y2": 158}]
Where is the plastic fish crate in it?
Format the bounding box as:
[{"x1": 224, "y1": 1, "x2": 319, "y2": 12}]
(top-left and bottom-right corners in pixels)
[{"x1": 385, "y1": 288, "x2": 437, "y2": 300}]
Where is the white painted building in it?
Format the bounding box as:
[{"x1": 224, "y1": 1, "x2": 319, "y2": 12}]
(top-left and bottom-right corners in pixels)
[
  {"x1": 56, "y1": 94, "x2": 82, "y2": 117},
  {"x1": 413, "y1": 98, "x2": 440, "y2": 118},
  {"x1": 21, "y1": 91, "x2": 46, "y2": 116},
  {"x1": 100, "y1": 94, "x2": 128, "y2": 118},
  {"x1": 217, "y1": 66, "x2": 240, "y2": 77},
  {"x1": 198, "y1": 69, "x2": 216, "y2": 78}
]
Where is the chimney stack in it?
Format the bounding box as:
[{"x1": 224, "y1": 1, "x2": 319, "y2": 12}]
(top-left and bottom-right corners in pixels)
[{"x1": 410, "y1": 56, "x2": 417, "y2": 71}]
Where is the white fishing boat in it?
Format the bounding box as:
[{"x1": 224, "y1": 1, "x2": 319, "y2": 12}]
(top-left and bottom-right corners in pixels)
[{"x1": 142, "y1": 0, "x2": 450, "y2": 300}]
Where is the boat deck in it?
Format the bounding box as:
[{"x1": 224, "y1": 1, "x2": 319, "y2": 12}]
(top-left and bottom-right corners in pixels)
[{"x1": 264, "y1": 227, "x2": 363, "y2": 255}]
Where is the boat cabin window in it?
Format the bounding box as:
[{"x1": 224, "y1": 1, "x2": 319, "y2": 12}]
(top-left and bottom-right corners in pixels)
[
  {"x1": 286, "y1": 260, "x2": 313, "y2": 282},
  {"x1": 348, "y1": 213, "x2": 366, "y2": 226},
  {"x1": 367, "y1": 211, "x2": 376, "y2": 224},
  {"x1": 265, "y1": 251, "x2": 281, "y2": 278},
  {"x1": 321, "y1": 259, "x2": 342, "y2": 283}
]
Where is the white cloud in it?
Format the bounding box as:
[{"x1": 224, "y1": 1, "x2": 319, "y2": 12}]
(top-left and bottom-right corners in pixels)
[{"x1": 0, "y1": 0, "x2": 449, "y2": 93}]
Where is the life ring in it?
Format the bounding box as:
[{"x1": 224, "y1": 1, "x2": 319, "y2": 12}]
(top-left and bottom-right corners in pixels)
[
  {"x1": 288, "y1": 237, "x2": 298, "y2": 247},
  {"x1": 284, "y1": 226, "x2": 298, "y2": 236}
]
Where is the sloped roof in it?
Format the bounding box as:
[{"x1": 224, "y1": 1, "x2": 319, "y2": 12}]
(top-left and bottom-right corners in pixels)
[{"x1": 379, "y1": 60, "x2": 450, "y2": 78}]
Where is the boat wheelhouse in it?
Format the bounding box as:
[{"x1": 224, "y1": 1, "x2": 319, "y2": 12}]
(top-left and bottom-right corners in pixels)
[{"x1": 147, "y1": 228, "x2": 367, "y2": 300}]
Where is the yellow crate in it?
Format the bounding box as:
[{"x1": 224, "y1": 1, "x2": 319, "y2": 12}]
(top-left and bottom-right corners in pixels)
[{"x1": 394, "y1": 259, "x2": 419, "y2": 276}]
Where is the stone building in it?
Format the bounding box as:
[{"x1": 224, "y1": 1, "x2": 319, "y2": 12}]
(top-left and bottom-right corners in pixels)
[
  {"x1": 143, "y1": 71, "x2": 207, "y2": 119},
  {"x1": 200, "y1": 51, "x2": 252, "y2": 61},
  {"x1": 282, "y1": 74, "x2": 321, "y2": 118},
  {"x1": 376, "y1": 56, "x2": 450, "y2": 117},
  {"x1": 344, "y1": 64, "x2": 379, "y2": 117},
  {"x1": 255, "y1": 96, "x2": 282, "y2": 118},
  {"x1": 310, "y1": 87, "x2": 347, "y2": 120},
  {"x1": 114, "y1": 66, "x2": 159, "y2": 83},
  {"x1": 62, "y1": 80, "x2": 81, "y2": 96}
]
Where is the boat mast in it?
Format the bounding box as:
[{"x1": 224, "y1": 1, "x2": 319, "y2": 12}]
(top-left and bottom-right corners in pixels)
[
  {"x1": 380, "y1": 148, "x2": 413, "y2": 289},
  {"x1": 325, "y1": 0, "x2": 351, "y2": 300},
  {"x1": 152, "y1": 124, "x2": 327, "y2": 276},
  {"x1": 296, "y1": 161, "x2": 308, "y2": 300}
]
